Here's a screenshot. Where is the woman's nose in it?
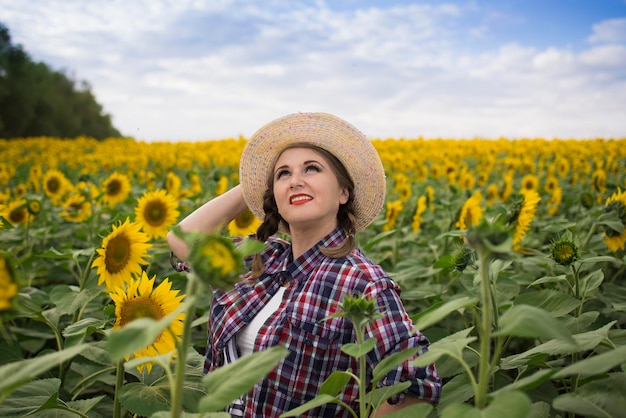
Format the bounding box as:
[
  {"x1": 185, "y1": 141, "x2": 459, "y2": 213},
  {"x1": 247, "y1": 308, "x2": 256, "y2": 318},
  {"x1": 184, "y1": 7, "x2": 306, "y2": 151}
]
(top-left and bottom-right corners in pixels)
[{"x1": 289, "y1": 172, "x2": 303, "y2": 187}]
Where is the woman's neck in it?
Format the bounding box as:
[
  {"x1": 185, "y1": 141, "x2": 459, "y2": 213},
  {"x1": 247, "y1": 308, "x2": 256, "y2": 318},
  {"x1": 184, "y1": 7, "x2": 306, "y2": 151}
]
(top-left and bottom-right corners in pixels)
[{"x1": 289, "y1": 224, "x2": 338, "y2": 259}]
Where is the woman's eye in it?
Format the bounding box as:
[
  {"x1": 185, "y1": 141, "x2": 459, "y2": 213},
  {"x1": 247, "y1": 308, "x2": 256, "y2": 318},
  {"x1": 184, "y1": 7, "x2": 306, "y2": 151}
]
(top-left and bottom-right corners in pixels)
[
  {"x1": 305, "y1": 164, "x2": 321, "y2": 173},
  {"x1": 276, "y1": 169, "x2": 290, "y2": 179}
]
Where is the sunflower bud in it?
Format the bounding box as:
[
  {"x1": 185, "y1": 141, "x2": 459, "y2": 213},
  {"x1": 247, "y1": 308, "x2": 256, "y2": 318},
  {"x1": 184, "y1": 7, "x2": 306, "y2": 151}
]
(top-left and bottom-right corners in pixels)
[
  {"x1": 336, "y1": 294, "x2": 382, "y2": 328},
  {"x1": 26, "y1": 199, "x2": 42, "y2": 215},
  {"x1": 451, "y1": 244, "x2": 475, "y2": 272},
  {"x1": 549, "y1": 232, "x2": 580, "y2": 266}
]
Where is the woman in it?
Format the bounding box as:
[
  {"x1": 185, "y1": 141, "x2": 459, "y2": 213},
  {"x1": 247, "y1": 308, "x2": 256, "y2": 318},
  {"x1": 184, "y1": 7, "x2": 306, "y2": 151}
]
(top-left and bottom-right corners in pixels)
[{"x1": 167, "y1": 112, "x2": 441, "y2": 417}]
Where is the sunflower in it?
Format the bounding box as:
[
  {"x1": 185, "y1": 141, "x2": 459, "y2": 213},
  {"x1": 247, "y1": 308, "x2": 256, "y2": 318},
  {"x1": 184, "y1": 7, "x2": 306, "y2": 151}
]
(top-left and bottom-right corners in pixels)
[
  {"x1": 550, "y1": 234, "x2": 579, "y2": 266},
  {"x1": 228, "y1": 208, "x2": 261, "y2": 237},
  {"x1": 544, "y1": 175, "x2": 560, "y2": 195},
  {"x1": 603, "y1": 188, "x2": 626, "y2": 252},
  {"x1": 102, "y1": 172, "x2": 132, "y2": 206},
  {"x1": 215, "y1": 175, "x2": 229, "y2": 196},
  {"x1": 0, "y1": 251, "x2": 18, "y2": 311},
  {"x1": 0, "y1": 198, "x2": 33, "y2": 226},
  {"x1": 511, "y1": 190, "x2": 541, "y2": 251},
  {"x1": 61, "y1": 194, "x2": 92, "y2": 223},
  {"x1": 109, "y1": 271, "x2": 185, "y2": 373},
  {"x1": 411, "y1": 195, "x2": 427, "y2": 234},
  {"x1": 456, "y1": 191, "x2": 483, "y2": 231},
  {"x1": 134, "y1": 189, "x2": 180, "y2": 239},
  {"x1": 28, "y1": 164, "x2": 43, "y2": 192},
  {"x1": 43, "y1": 169, "x2": 71, "y2": 204},
  {"x1": 486, "y1": 184, "x2": 499, "y2": 206},
  {"x1": 165, "y1": 172, "x2": 182, "y2": 197},
  {"x1": 592, "y1": 169, "x2": 607, "y2": 193},
  {"x1": 188, "y1": 172, "x2": 202, "y2": 195},
  {"x1": 547, "y1": 186, "x2": 562, "y2": 217},
  {"x1": 188, "y1": 235, "x2": 243, "y2": 289},
  {"x1": 382, "y1": 199, "x2": 404, "y2": 232},
  {"x1": 26, "y1": 199, "x2": 42, "y2": 216},
  {"x1": 426, "y1": 185, "x2": 435, "y2": 211},
  {"x1": 92, "y1": 218, "x2": 152, "y2": 292},
  {"x1": 12, "y1": 183, "x2": 28, "y2": 199},
  {"x1": 520, "y1": 174, "x2": 539, "y2": 192}
]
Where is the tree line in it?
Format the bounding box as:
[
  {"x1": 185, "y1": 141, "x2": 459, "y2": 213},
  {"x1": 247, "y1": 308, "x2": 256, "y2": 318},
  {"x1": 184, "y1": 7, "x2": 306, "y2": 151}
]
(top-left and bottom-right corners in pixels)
[{"x1": 0, "y1": 22, "x2": 122, "y2": 140}]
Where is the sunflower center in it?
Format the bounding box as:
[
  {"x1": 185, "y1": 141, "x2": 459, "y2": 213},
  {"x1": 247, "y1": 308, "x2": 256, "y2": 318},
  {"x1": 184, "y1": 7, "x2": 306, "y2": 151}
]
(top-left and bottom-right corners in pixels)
[
  {"x1": 9, "y1": 208, "x2": 26, "y2": 224},
  {"x1": 104, "y1": 235, "x2": 131, "y2": 273},
  {"x1": 47, "y1": 178, "x2": 61, "y2": 193},
  {"x1": 119, "y1": 297, "x2": 165, "y2": 327},
  {"x1": 235, "y1": 210, "x2": 254, "y2": 228},
  {"x1": 107, "y1": 180, "x2": 122, "y2": 196},
  {"x1": 145, "y1": 201, "x2": 167, "y2": 226}
]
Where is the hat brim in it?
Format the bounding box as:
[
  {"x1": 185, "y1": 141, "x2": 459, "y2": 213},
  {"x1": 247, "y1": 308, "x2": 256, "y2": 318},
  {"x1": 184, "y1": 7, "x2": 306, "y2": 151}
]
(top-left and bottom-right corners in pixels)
[{"x1": 239, "y1": 112, "x2": 386, "y2": 233}]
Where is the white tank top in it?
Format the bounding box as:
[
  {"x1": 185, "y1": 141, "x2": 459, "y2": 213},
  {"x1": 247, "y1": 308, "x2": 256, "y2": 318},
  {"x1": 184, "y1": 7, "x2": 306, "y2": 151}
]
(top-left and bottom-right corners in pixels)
[{"x1": 237, "y1": 286, "x2": 287, "y2": 357}]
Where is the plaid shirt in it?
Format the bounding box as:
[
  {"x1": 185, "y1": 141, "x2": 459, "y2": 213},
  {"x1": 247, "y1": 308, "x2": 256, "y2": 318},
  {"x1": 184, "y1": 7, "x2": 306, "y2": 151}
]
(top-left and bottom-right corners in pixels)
[{"x1": 202, "y1": 228, "x2": 440, "y2": 417}]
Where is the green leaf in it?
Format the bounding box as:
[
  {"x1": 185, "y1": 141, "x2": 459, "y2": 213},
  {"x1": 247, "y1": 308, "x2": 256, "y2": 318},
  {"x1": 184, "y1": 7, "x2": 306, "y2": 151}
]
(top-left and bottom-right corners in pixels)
[
  {"x1": 0, "y1": 343, "x2": 88, "y2": 398},
  {"x1": 199, "y1": 346, "x2": 288, "y2": 412},
  {"x1": 363, "y1": 230, "x2": 400, "y2": 251},
  {"x1": 553, "y1": 373, "x2": 626, "y2": 418},
  {"x1": 62, "y1": 317, "x2": 107, "y2": 338},
  {"x1": 501, "y1": 321, "x2": 615, "y2": 369},
  {"x1": 279, "y1": 394, "x2": 340, "y2": 417},
  {"x1": 319, "y1": 370, "x2": 353, "y2": 397},
  {"x1": 107, "y1": 299, "x2": 190, "y2": 362},
  {"x1": 0, "y1": 378, "x2": 60, "y2": 416},
  {"x1": 490, "y1": 369, "x2": 557, "y2": 396},
  {"x1": 413, "y1": 328, "x2": 476, "y2": 368},
  {"x1": 494, "y1": 304, "x2": 576, "y2": 346},
  {"x1": 527, "y1": 275, "x2": 567, "y2": 287},
  {"x1": 49, "y1": 285, "x2": 104, "y2": 316},
  {"x1": 412, "y1": 296, "x2": 477, "y2": 331},
  {"x1": 374, "y1": 402, "x2": 433, "y2": 418},
  {"x1": 514, "y1": 289, "x2": 582, "y2": 317},
  {"x1": 367, "y1": 381, "x2": 411, "y2": 410},
  {"x1": 579, "y1": 269, "x2": 604, "y2": 299},
  {"x1": 65, "y1": 395, "x2": 107, "y2": 415},
  {"x1": 438, "y1": 373, "x2": 475, "y2": 411},
  {"x1": 372, "y1": 347, "x2": 420, "y2": 383},
  {"x1": 341, "y1": 338, "x2": 378, "y2": 358},
  {"x1": 579, "y1": 255, "x2": 623, "y2": 265},
  {"x1": 118, "y1": 381, "x2": 171, "y2": 417},
  {"x1": 482, "y1": 390, "x2": 531, "y2": 418},
  {"x1": 236, "y1": 237, "x2": 267, "y2": 257},
  {"x1": 554, "y1": 346, "x2": 626, "y2": 378}
]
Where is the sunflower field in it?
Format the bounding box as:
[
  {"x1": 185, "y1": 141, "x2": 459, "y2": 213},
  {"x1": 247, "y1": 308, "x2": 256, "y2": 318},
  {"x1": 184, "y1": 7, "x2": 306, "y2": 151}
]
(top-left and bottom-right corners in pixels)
[{"x1": 1, "y1": 135, "x2": 625, "y2": 418}]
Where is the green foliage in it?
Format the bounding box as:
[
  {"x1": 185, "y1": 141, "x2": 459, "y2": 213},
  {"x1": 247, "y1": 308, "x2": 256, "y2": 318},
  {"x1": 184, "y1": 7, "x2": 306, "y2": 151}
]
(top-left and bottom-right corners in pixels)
[{"x1": 0, "y1": 22, "x2": 122, "y2": 139}]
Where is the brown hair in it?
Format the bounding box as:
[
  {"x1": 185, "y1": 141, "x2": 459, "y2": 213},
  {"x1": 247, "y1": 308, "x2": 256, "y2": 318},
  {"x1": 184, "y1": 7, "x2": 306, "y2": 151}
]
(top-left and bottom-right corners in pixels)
[{"x1": 251, "y1": 143, "x2": 357, "y2": 277}]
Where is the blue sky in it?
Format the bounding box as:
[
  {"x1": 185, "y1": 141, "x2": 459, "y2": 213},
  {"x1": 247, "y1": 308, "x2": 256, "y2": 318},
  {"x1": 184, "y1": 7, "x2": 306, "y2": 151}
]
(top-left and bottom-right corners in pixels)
[{"x1": 1, "y1": 0, "x2": 625, "y2": 141}]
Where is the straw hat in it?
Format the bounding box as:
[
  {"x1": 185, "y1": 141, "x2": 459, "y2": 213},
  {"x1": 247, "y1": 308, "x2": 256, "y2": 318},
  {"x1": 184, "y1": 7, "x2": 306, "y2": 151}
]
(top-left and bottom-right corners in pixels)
[{"x1": 239, "y1": 112, "x2": 386, "y2": 233}]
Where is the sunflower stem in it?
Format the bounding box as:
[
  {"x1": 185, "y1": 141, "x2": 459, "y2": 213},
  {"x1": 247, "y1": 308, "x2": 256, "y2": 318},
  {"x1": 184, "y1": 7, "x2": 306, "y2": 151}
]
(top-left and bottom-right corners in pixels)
[
  {"x1": 113, "y1": 360, "x2": 124, "y2": 418},
  {"x1": 171, "y1": 273, "x2": 198, "y2": 418},
  {"x1": 475, "y1": 249, "x2": 493, "y2": 409}
]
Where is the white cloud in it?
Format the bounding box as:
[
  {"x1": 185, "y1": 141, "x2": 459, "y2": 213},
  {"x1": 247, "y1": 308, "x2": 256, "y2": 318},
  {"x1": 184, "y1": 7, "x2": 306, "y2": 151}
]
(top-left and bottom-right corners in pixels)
[
  {"x1": 588, "y1": 18, "x2": 626, "y2": 44},
  {"x1": 1, "y1": 0, "x2": 625, "y2": 140}
]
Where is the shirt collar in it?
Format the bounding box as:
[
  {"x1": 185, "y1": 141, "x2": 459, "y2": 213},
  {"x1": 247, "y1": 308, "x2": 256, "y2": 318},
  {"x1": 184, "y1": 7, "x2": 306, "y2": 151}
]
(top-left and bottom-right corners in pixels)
[{"x1": 265, "y1": 227, "x2": 347, "y2": 278}]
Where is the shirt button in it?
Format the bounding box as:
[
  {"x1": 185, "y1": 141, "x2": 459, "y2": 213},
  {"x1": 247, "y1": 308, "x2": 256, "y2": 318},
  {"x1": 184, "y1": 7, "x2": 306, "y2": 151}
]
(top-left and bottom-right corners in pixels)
[{"x1": 243, "y1": 315, "x2": 251, "y2": 322}]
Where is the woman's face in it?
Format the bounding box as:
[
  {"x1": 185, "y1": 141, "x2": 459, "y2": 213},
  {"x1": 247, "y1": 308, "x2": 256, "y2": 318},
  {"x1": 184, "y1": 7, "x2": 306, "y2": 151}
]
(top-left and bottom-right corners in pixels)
[{"x1": 272, "y1": 147, "x2": 349, "y2": 233}]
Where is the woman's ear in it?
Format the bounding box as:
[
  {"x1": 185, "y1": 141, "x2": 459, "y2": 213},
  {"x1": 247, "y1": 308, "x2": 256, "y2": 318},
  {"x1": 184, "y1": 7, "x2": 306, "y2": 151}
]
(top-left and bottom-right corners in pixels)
[{"x1": 339, "y1": 187, "x2": 349, "y2": 205}]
